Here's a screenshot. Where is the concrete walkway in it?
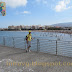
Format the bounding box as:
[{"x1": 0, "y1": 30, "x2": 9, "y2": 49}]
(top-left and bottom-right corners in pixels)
[{"x1": 0, "y1": 45, "x2": 72, "y2": 72}]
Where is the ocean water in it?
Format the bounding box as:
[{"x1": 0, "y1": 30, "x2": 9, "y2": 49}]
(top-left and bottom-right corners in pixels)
[
  {"x1": 0, "y1": 31, "x2": 72, "y2": 40},
  {"x1": 0, "y1": 31, "x2": 72, "y2": 57}
]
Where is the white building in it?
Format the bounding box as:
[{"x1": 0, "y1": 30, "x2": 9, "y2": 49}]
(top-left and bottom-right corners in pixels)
[{"x1": 24, "y1": 26, "x2": 31, "y2": 29}]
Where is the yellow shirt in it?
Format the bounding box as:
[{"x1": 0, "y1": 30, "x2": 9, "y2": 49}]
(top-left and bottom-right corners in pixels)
[{"x1": 27, "y1": 34, "x2": 32, "y2": 41}]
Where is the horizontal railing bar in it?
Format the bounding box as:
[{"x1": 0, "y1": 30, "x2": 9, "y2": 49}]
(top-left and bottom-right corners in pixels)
[
  {"x1": 40, "y1": 43, "x2": 56, "y2": 45},
  {"x1": 57, "y1": 45, "x2": 72, "y2": 46},
  {"x1": 58, "y1": 46, "x2": 72, "y2": 48},
  {"x1": 40, "y1": 42, "x2": 56, "y2": 43},
  {"x1": 15, "y1": 41, "x2": 24, "y2": 44},
  {"x1": 59, "y1": 48, "x2": 72, "y2": 51},
  {"x1": 40, "y1": 46, "x2": 56, "y2": 48},
  {"x1": 58, "y1": 50, "x2": 72, "y2": 52},
  {"x1": 57, "y1": 49, "x2": 72, "y2": 51},
  {"x1": 58, "y1": 41, "x2": 72, "y2": 42},
  {"x1": 58, "y1": 46, "x2": 72, "y2": 47},
  {"x1": 40, "y1": 48, "x2": 56, "y2": 51},
  {"x1": 41, "y1": 43, "x2": 56, "y2": 44},
  {"x1": 14, "y1": 39, "x2": 24, "y2": 42},
  {"x1": 40, "y1": 47, "x2": 56, "y2": 49},
  {"x1": 40, "y1": 51, "x2": 56, "y2": 54},
  {"x1": 40, "y1": 44, "x2": 56, "y2": 46},
  {"x1": 57, "y1": 43, "x2": 72, "y2": 44},
  {"x1": 40, "y1": 47, "x2": 56, "y2": 50},
  {"x1": 40, "y1": 49, "x2": 56, "y2": 51},
  {"x1": 58, "y1": 52, "x2": 72, "y2": 54}
]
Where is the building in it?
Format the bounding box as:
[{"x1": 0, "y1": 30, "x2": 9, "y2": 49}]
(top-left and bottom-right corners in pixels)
[
  {"x1": 15, "y1": 26, "x2": 21, "y2": 30},
  {"x1": 8, "y1": 25, "x2": 15, "y2": 30}
]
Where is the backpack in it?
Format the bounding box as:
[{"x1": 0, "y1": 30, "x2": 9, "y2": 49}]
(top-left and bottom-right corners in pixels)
[{"x1": 26, "y1": 36, "x2": 28, "y2": 40}]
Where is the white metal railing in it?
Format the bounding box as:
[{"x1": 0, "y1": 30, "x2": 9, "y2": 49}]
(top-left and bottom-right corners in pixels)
[{"x1": 0, "y1": 36, "x2": 72, "y2": 57}]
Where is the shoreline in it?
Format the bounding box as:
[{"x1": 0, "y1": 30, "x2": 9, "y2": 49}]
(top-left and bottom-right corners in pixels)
[
  {"x1": 0, "y1": 30, "x2": 72, "y2": 34},
  {"x1": 42, "y1": 30, "x2": 72, "y2": 34}
]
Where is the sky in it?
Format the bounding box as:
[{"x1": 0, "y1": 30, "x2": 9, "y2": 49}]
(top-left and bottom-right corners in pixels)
[{"x1": 0, "y1": 0, "x2": 72, "y2": 28}]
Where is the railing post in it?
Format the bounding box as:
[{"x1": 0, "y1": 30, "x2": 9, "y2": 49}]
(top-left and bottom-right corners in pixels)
[
  {"x1": 56, "y1": 40, "x2": 57, "y2": 55},
  {"x1": 24, "y1": 38, "x2": 26, "y2": 50},
  {"x1": 12, "y1": 37, "x2": 15, "y2": 48},
  {"x1": 37, "y1": 39, "x2": 40, "y2": 52},
  {"x1": 3, "y1": 37, "x2": 5, "y2": 46}
]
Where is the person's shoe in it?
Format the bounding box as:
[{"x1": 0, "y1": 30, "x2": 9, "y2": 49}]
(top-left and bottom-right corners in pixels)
[
  {"x1": 26, "y1": 50, "x2": 28, "y2": 53},
  {"x1": 29, "y1": 50, "x2": 31, "y2": 52}
]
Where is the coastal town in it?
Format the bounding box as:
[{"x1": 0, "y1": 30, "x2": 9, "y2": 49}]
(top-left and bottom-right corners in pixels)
[
  {"x1": 0, "y1": 25, "x2": 72, "y2": 30},
  {"x1": 0, "y1": 25, "x2": 72, "y2": 34}
]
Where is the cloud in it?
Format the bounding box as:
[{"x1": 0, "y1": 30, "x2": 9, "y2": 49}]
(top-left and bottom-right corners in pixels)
[
  {"x1": 21, "y1": 11, "x2": 31, "y2": 14},
  {"x1": 16, "y1": 11, "x2": 31, "y2": 15},
  {"x1": 55, "y1": 0, "x2": 72, "y2": 12},
  {"x1": 2, "y1": 0, "x2": 27, "y2": 8}
]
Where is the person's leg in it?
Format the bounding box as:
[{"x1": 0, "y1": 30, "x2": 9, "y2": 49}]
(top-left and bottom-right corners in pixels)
[
  {"x1": 26, "y1": 41, "x2": 29, "y2": 52},
  {"x1": 28, "y1": 41, "x2": 31, "y2": 52},
  {"x1": 27, "y1": 46, "x2": 30, "y2": 52}
]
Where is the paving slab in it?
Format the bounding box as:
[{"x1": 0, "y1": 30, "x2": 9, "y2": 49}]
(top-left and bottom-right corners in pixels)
[{"x1": 0, "y1": 45, "x2": 72, "y2": 72}]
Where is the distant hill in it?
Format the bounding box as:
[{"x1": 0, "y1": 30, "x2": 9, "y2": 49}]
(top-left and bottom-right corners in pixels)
[{"x1": 51, "y1": 22, "x2": 72, "y2": 27}]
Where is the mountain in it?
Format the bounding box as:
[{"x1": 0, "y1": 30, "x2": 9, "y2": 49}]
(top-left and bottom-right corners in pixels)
[{"x1": 51, "y1": 22, "x2": 72, "y2": 27}]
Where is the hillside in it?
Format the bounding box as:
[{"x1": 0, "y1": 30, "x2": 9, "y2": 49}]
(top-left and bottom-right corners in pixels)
[{"x1": 52, "y1": 22, "x2": 72, "y2": 27}]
